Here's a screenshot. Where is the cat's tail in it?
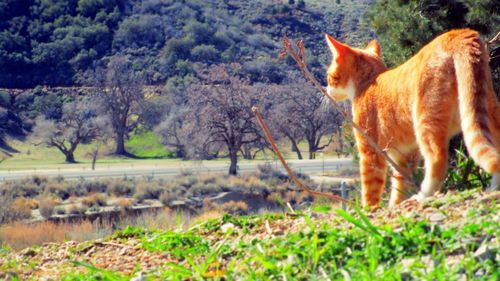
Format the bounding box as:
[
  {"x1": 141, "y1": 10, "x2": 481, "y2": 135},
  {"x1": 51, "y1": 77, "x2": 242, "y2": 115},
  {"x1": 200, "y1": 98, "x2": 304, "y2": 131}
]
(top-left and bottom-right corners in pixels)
[{"x1": 454, "y1": 30, "x2": 500, "y2": 179}]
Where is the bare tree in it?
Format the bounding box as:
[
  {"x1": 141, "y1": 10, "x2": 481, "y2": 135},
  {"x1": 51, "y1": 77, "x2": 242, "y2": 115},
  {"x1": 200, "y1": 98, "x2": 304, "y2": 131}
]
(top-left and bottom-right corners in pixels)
[
  {"x1": 154, "y1": 106, "x2": 189, "y2": 158},
  {"x1": 185, "y1": 65, "x2": 268, "y2": 175},
  {"x1": 272, "y1": 80, "x2": 343, "y2": 159},
  {"x1": 31, "y1": 99, "x2": 111, "y2": 163},
  {"x1": 90, "y1": 55, "x2": 144, "y2": 156}
]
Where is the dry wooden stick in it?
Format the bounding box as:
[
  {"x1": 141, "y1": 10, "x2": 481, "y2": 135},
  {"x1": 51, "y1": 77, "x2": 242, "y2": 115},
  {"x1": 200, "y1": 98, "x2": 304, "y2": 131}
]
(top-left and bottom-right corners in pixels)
[
  {"x1": 279, "y1": 36, "x2": 416, "y2": 188},
  {"x1": 252, "y1": 106, "x2": 352, "y2": 204},
  {"x1": 487, "y1": 31, "x2": 500, "y2": 47}
]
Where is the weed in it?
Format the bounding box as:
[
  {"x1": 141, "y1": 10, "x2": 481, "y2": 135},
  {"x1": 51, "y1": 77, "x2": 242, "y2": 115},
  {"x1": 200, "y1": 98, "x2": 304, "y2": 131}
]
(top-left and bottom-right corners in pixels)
[{"x1": 141, "y1": 230, "x2": 209, "y2": 258}]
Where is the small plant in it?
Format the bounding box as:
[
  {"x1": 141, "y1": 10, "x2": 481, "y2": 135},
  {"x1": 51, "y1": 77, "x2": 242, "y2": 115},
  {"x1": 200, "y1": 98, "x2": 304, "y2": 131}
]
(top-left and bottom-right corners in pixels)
[{"x1": 445, "y1": 144, "x2": 491, "y2": 191}]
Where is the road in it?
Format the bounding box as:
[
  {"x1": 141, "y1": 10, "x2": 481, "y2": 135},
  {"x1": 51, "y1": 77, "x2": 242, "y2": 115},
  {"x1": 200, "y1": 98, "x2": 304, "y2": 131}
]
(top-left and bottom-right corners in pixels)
[{"x1": 0, "y1": 158, "x2": 353, "y2": 181}]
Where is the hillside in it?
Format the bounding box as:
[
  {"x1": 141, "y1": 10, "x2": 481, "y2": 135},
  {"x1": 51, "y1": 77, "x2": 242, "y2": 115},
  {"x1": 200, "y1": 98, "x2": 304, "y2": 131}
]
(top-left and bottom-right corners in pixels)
[
  {"x1": 0, "y1": 0, "x2": 373, "y2": 88},
  {"x1": 1, "y1": 189, "x2": 498, "y2": 280}
]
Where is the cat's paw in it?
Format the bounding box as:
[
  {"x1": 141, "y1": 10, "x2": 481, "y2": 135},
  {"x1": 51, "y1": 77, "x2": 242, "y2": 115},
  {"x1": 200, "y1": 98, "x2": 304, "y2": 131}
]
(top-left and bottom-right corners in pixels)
[{"x1": 399, "y1": 193, "x2": 427, "y2": 208}]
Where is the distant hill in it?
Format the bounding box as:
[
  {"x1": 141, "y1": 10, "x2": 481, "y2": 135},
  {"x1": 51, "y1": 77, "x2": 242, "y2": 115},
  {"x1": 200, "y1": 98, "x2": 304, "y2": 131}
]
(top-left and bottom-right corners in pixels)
[{"x1": 0, "y1": 0, "x2": 374, "y2": 88}]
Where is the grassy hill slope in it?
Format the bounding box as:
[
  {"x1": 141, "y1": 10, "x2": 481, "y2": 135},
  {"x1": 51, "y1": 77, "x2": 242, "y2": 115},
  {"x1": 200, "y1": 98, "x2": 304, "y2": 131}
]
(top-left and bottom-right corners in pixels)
[{"x1": 1, "y1": 189, "x2": 498, "y2": 280}]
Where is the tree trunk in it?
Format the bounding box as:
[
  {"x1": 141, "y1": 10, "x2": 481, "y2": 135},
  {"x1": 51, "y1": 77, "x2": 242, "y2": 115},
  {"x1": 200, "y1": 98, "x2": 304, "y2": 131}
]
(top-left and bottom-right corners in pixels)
[
  {"x1": 290, "y1": 139, "x2": 303, "y2": 160},
  {"x1": 115, "y1": 131, "x2": 126, "y2": 155},
  {"x1": 241, "y1": 145, "x2": 252, "y2": 160},
  {"x1": 65, "y1": 152, "x2": 76, "y2": 163},
  {"x1": 308, "y1": 143, "x2": 316, "y2": 159},
  {"x1": 228, "y1": 150, "x2": 238, "y2": 175}
]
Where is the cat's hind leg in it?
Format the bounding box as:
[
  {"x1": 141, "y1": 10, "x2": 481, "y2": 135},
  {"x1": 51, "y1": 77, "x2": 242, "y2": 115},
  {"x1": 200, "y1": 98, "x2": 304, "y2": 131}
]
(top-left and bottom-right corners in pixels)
[
  {"x1": 415, "y1": 121, "x2": 450, "y2": 199},
  {"x1": 359, "y1": 149, "x2": 388, "y2": 208}
]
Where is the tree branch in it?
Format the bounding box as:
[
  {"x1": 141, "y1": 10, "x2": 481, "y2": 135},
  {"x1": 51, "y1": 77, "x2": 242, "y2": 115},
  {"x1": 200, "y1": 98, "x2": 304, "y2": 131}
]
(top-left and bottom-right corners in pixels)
[{"x1": 252, "y1": 107, "x2": 351, "y2": 204}]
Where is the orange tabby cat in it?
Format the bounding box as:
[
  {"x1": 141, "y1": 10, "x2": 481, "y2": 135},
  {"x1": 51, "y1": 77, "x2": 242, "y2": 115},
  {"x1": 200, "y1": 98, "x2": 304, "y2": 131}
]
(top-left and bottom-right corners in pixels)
[{"x1": 325, "y1": 29, "x2": 500, "y2": 207}]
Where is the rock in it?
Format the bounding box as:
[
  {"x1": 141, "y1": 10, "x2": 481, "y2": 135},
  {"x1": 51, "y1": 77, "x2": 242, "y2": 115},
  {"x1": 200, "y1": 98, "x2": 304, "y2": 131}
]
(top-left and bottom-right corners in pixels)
[
  {"x1": 130, "y1": 272, "x2": 145, "y2": 281},
  {"x1": 473, "y1": 244, "x2": 495, "y2": 261},
  {"x1": 168, "y1": 200, "x2": 187, "y2": 208},
  {"x1": 207, "y1": 191, "x2": 272, "y2": 212},
  {"x1": 221, "y1": 223, "x2": 235, "y2": 233},
  {"x1": 426, "y1": 212, "x2": 446, "y2": 222}
]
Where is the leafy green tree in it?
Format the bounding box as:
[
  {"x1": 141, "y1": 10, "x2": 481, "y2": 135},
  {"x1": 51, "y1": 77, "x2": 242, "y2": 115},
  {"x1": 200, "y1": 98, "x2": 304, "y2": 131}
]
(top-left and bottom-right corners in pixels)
[{"x1": 368, "y1": 0, "x2": 500, "y2": 93}]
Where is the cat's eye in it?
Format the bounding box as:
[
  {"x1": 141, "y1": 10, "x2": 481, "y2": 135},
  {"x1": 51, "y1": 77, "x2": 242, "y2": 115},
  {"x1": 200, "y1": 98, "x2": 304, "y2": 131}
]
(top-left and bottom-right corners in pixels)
[{"x1": 330, "y1": 74, "x2": 340, "y2": 83}]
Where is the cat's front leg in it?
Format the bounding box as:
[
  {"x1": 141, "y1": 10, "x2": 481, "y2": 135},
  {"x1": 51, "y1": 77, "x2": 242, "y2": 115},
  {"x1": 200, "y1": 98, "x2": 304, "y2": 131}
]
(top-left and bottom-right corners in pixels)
[{"x1": 359, "y1": 149, "x2": 388, "y2": 208}]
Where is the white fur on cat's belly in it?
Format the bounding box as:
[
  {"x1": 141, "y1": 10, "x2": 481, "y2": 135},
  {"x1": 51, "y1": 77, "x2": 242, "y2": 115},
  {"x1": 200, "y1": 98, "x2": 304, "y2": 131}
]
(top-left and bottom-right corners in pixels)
[{"x1": 326, "y1": 79, "x2": 356, "y2": 101}]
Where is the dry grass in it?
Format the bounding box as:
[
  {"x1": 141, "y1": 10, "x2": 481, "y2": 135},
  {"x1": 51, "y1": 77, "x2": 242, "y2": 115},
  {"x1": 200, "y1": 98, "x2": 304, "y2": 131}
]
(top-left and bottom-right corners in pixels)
[
  {"x1": 219, "y1": 200, "x2": 249, "y2": 215},
  {"x1": 0, "y1": 220, "x2": 112, "y2": 250},
  {"x1": 0, "y1": 208, "x2": 195, "y2": 250}
]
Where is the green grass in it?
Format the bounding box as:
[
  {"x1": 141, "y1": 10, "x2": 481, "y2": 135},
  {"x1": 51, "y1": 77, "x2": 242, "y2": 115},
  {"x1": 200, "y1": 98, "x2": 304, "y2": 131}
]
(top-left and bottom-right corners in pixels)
[
  {"x1": 57, "y1": 194, "x2": 499, "y2": 280},
  {"x1": 0, "y1": 131, "x2": 348, "y2": 171},
  {"x1": 125, "y1": 131, "x2": 174, "y2": 159}
]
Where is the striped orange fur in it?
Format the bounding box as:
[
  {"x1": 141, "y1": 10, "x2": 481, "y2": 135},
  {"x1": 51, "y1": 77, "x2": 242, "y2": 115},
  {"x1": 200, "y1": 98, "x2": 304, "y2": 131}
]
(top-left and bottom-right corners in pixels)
[{"x1": 325, "y1": 29, "x2": 500, "y2": 208}]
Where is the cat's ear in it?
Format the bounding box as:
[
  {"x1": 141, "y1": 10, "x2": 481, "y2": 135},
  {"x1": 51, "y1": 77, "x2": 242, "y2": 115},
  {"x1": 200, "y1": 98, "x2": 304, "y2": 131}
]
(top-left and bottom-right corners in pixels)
[
  {"x1": 365, "y1": 39, "x2": 381, "y2": 57},
  {"x1": 325, "y1": 34, "x2": 348, "y2": 60}
]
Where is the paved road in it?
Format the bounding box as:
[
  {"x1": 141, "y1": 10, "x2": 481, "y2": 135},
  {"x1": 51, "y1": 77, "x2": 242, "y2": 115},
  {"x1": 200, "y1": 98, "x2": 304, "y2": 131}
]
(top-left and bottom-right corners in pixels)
[{"x1": 0, "y1": 158, "x2": 353, "y2": 181}]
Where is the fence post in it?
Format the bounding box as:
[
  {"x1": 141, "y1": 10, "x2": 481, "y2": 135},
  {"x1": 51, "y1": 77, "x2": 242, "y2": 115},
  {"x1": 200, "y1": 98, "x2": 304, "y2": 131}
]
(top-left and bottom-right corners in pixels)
[{"x1": 341, "y1": 181, "x2": 347, "y2": 210}]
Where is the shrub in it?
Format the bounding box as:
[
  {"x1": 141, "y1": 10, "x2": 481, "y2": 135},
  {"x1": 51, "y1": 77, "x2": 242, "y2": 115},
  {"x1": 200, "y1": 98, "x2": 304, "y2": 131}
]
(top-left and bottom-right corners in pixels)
[
  {"x1": 83, "y1": 181, "x2": 108, "y2": 194},
  {"x1": 246, "y1": 34, "x2": 277, "y2": 49},
  {"x1": 179, "y1": 175, "x2": 198, "y2": 188},
  {"x1": 159, "y1": 192, "x2": 181, "y2": 207},
  {"x1": 133, "y1": 182, "x2": 163, "y2": 202},
  {"x1": 54, "y1": 207, "x2": 66, "y2": 215},
  {"x1": 107, "y1": 180, "x2": 135, "y2": 196},
  {"x1": 38, "y1": 196, "x2": 57, "y2": 219},
  {"x1": 68, "y1": 204, "x2": 88, "y2": 216},
  {"x1": 0, "y1": 197, "x2": 32, "y2": 224},
  {"x1": 1, "y1": 178, "x2": 42, "y2": 198},
  {"x1": 81, "y1": 193, "x2": 108, "y2": 207},
  {"x1": 45, "y1": 182, "x2": 73, "y2": 200},
  {"x1": 112, "y1": 197, "x2": 135, "y2": 211},
  {"x1": 190, "y1": 44, "x2": 220, "y2": 62},
  {"x1": 244, "y1": 176, "x2": 269, "y2": 197},
  {"x1": 188, "y1": 183, "x2": 222, "y2": 197},
  {"x1": 219, "y1": 201, "x2": 248, "y2": 216}
]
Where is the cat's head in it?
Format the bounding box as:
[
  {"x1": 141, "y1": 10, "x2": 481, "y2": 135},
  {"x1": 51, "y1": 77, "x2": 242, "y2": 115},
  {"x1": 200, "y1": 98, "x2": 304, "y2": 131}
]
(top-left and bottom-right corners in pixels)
[{"x1": 325, "y1": 34, "x2": 384, "y2": 101}]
